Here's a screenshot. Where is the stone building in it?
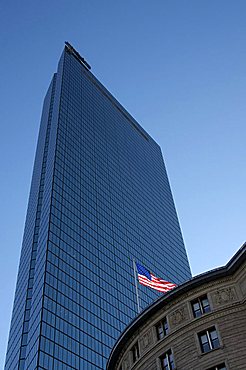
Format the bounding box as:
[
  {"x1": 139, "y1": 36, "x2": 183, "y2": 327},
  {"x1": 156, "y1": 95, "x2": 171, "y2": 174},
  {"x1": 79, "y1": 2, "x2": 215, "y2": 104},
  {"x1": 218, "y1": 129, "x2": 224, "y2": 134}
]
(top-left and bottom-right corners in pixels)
[{"x1": 107, "y1": 243, "x2": 246, "y2": 370}]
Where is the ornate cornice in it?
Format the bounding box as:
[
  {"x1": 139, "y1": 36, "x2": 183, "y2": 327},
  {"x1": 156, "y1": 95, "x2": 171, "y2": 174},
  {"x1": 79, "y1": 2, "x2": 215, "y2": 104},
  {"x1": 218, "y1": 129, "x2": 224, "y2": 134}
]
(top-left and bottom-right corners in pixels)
[{"x1": 107, "y1": 243, "x2": 246, "y2": 369}]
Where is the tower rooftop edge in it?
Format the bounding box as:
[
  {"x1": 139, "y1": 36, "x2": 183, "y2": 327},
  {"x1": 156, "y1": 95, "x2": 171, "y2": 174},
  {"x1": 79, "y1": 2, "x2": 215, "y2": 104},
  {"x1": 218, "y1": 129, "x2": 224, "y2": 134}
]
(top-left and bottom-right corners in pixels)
[{"x1": 65, "y1": 41, "x2": 91, "y2": 70}]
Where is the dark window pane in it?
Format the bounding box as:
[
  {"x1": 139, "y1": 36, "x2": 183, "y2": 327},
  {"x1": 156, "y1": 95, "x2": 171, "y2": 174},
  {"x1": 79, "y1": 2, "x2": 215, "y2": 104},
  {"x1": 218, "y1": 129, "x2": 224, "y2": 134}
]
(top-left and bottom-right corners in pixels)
[
  {"x1": 192, "y1": 295, "x2": 211, "y2": 318},
  {"x1": 156, "y1": 317, "x2": 169, "y2": 340},
  {"x1": 198, "y1": 327, "x2": 220, "y2": 353}
]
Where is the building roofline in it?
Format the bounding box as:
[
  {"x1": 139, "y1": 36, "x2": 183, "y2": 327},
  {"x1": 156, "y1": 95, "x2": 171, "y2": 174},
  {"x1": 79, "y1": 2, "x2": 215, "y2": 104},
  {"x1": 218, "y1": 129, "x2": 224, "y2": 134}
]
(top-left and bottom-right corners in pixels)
[
  {"x1": 107, "y1": 242, "x2": 246, "y2": 368},
  {"x1": 63, "y1": 42, "x2": 153, "y2": 143},
  {"x1": 65, "y1": 41, "x2": 91, "y2": 70}
]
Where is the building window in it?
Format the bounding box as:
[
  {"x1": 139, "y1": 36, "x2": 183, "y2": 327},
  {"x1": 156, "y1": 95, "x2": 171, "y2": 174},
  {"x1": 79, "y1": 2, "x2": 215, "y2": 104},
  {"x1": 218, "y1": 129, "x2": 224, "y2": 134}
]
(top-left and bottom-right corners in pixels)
[
  {"x1": 191, "y1": 295, "x2": 211, "y2": 318},
  {"x1": 131, "y1": 341, "x2": 139, "y2": 363},
  {"x1": 207, "y1": 364, "x2": 227, "y2": 370},
  {"x1": 160, "y1": 349, "x2": 175, "y2": 370},
  {"x1": 198, "y1": 327, "x2": 220, "y2": 353},
  {"x1": 156, "y1": 317, "x2": 169, "y2": 339}
]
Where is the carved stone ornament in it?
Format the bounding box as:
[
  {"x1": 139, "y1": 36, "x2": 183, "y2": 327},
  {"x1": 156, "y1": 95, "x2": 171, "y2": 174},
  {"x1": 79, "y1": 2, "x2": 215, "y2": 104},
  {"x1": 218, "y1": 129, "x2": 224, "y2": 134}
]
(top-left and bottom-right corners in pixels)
[
  {"x1": 239, "y1": 277, "x2": 246, "y2": 297},
  {"x1": 122, "y1": 354, "x2": 131, "y2": 370},
  {"x1": 140, "y1": 329, "x2": 153, "y2": 353},
  {"x1": 213, "y1": 287, "x2": 237, "y2": 306},
  {"x1": 169, "y1": 305, "x2": 189, "y2": 328}
]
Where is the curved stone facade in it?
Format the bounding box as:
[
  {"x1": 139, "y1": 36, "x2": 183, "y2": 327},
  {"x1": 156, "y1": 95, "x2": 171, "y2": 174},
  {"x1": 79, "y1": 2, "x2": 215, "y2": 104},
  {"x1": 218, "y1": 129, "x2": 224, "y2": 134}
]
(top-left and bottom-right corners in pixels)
[{"x1": 107, "y1": 244, "x2": 246, "y2": 370}]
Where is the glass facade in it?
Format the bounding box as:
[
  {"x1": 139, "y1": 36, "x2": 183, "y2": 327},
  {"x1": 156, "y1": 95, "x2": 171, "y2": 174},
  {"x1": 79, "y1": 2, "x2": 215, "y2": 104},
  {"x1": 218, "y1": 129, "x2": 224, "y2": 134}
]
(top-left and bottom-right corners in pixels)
[{"x1": 5, "y1": 44, "x2": 191, "y2": 370}]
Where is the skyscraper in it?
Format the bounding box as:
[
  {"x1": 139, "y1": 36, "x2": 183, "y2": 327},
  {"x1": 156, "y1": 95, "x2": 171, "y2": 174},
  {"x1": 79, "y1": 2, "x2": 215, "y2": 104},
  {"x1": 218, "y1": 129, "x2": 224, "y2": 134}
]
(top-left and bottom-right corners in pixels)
[{"x1": 5, "y1": 43, "x2": 191, "y2": 370}]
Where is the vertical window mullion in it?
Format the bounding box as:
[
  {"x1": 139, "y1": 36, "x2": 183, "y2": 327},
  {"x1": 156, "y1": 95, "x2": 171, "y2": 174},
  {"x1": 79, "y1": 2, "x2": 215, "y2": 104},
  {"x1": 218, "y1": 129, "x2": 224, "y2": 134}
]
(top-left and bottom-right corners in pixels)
[
  {"x1": 166, "y1": 353, "x2": 170, "y2": 370},
  {"x1": 207, "y1": 330, "x2": 213, "y2": 349}
]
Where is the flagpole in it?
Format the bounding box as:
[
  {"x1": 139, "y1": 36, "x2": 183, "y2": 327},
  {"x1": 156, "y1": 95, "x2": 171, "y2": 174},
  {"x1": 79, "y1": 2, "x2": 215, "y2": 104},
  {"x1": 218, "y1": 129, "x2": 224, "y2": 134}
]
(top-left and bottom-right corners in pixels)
[{"x1": 133, "y1": 259, "x2": 141, "y2": 313}]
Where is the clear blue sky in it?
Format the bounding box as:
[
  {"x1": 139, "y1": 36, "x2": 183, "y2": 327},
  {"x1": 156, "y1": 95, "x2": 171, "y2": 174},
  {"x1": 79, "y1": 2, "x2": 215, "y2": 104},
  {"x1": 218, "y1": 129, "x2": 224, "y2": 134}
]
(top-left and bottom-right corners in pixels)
[{"x1": 0, "y1": 1, "x2": 245, "y2": 367}]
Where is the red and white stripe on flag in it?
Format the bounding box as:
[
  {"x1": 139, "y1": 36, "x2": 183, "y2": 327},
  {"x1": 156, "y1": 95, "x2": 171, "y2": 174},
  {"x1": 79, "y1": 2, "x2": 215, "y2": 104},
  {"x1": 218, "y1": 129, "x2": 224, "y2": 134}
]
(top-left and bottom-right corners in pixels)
[{"x1": 138, "y1": 273, "x2": 177, "y2": 293}]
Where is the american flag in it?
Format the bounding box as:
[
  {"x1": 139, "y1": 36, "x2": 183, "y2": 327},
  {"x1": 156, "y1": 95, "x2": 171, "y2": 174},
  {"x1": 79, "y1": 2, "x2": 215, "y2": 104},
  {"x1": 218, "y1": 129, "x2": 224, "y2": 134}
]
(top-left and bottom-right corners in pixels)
[{"x1": 136, "y1": 262, "x2": 177, "y2": 293}]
